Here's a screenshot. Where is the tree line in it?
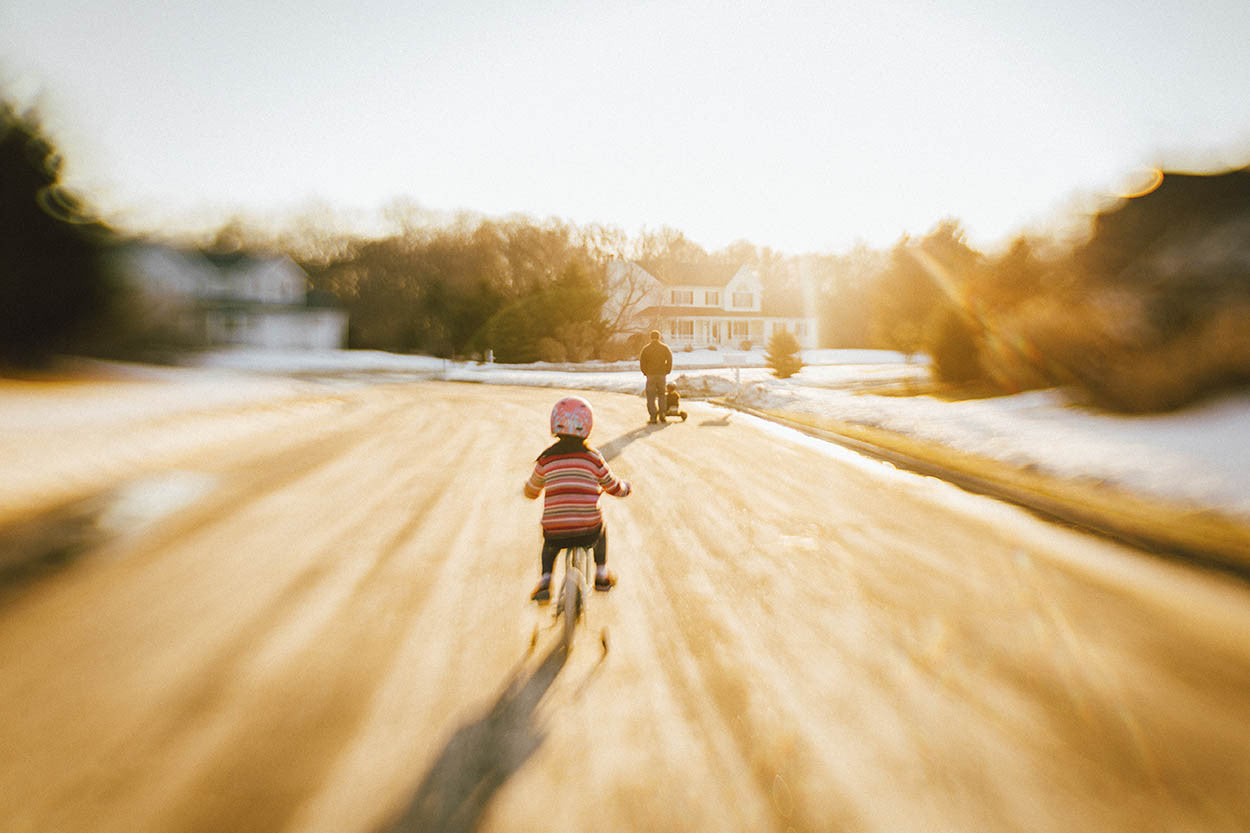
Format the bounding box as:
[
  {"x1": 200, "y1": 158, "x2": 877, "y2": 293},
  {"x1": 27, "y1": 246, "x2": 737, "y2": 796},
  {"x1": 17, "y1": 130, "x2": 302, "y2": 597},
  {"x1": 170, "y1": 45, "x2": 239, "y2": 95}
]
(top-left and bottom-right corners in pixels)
[
  {"x1": 4, "y1": 95, "x2": 1248, "y2": 411},
  {"x1": 302, "y1": 219, "x2": 610, "y2": 363},
  {"x1": 863, "y1": 172, "x2": 1250, "y2": 412}
]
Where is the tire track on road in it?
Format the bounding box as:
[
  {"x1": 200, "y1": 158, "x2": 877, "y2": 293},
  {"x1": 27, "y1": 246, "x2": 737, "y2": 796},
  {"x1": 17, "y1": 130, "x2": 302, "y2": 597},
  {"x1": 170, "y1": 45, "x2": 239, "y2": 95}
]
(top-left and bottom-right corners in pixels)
[{"x1": 146, "y1": 388, "x2": 494, "y2": 833}]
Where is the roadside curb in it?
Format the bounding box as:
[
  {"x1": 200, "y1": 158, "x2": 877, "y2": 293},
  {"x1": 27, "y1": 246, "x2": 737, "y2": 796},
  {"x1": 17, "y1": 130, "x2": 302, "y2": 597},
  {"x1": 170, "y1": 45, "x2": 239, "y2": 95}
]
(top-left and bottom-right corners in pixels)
[{"x1": 713, "y1": 398, "x2": 1250, "y2": 578}]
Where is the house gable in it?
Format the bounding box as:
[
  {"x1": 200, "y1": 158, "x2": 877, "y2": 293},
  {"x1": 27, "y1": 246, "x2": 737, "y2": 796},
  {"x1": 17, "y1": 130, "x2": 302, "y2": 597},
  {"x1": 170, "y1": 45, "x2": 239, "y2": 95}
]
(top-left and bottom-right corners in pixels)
[
  {"x1": 723, "y1": 265, "x2": 762, "y2": 313},
  {"x1": 229, "y1": 256, "x2": 307, "y2": 304}
]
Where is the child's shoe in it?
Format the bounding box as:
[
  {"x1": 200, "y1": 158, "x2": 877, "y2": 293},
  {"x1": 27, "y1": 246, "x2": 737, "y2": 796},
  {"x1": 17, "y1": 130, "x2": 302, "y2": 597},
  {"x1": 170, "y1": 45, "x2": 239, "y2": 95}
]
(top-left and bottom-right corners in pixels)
[
  {"x1": 594, "y1": 567, "x2": 617, "y2": 591},
  {"x1": 531, "y1": 574, "x2": 551, "y2": 602}
]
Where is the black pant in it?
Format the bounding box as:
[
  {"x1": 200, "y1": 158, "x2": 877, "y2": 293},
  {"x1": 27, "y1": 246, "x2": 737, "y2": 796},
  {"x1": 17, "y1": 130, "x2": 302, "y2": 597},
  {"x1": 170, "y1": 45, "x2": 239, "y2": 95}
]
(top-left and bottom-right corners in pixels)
[{"x1": 541, "y1": 525, "x2": 606, "y2": 574}]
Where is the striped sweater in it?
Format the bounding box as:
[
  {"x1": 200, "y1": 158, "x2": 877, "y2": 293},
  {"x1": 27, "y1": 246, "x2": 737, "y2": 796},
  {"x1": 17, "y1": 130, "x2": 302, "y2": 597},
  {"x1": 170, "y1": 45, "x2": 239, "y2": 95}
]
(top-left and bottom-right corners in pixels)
[{"x1": 524, "y1": 442, "x2": 631, "y2": 537}]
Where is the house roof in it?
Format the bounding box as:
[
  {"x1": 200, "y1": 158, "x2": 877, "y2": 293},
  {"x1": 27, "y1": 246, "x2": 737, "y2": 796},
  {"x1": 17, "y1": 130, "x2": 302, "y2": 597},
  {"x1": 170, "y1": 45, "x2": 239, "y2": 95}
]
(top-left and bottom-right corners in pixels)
[
  {"x1": 760, "y1": 291, "x2": 807, "y2": 318},
  {"x1": 642, "y1": 261, "x2": 740, "y2": 287},
  {"x1": 202, "y1": 249, "x2": 300, "y2": 273},
  {"x1": 202, "y1": 250, "x2": 254, "y2": 269}
]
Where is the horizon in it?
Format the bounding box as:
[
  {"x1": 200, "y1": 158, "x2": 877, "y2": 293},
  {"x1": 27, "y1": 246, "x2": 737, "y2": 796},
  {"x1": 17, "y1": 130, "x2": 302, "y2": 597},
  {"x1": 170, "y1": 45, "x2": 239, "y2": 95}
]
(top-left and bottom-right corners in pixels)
[{"x1": 4, "y1": 0, "x2": 1249, "y2": 256}]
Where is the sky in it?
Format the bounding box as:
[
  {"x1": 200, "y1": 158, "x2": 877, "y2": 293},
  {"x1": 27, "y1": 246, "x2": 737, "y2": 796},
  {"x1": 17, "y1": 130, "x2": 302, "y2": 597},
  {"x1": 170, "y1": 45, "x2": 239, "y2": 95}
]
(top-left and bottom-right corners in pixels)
[{"x1": 4, "y1": 0, "x2": 1250, "y2": 254}]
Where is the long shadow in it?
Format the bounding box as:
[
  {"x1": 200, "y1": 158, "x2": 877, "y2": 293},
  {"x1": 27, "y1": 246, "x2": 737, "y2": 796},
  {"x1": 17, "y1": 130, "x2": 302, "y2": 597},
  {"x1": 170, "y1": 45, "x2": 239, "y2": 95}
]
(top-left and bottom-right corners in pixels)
[
  {"x1": 597, "y1": 422, "x2": 669, "y2": 462},
  {"x1": 376, "y1": 644, "x2": 568, "y2": 833},
  {"x1": 698, "y1": 413, "x2": 733, "y2": 427}
]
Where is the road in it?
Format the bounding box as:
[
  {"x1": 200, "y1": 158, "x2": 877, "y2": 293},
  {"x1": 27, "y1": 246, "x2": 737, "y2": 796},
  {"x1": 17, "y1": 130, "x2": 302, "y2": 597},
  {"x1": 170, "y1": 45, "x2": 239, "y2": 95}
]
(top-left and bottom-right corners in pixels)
[{"x1": 2, "y1": 379, "x2": 1249, "y2": 833}]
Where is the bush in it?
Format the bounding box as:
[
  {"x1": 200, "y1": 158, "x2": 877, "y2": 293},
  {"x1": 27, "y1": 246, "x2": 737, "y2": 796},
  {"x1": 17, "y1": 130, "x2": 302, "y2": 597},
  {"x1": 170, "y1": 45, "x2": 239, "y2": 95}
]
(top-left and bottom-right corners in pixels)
[
  {"x1": 1014, "y1": 289, "x2": 1250, "y2": 412},
  {"x1": 927, "y1": 310, "x2": 983, "y2": 384},
  {"x1": 536, "y1": 336, "x2": 567, "y2": 363},
  {"x1": 766, "y1": 330, "x2": 803, "y2": 378},
  {"x1": 595, "y1": 340, "x2": 623, "y2": 362},
  {"x1": 555, "y1": 320, "x2": 600, "y2": 362}
]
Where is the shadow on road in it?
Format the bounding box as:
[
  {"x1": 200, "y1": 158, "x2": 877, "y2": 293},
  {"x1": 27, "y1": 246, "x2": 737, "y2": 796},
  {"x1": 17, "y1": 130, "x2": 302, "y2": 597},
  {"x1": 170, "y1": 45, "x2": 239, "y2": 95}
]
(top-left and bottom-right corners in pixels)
[
  {"x1": 0, "y1": 494, "x2": 106, "y2": 590},
  {"x1": 376, "y1": 643, "x2": 568, "y2": 833},
  {"x1": 598, "y1": 422, "x2": 670, "y2": 461},
  {"x1": 698, "y1": 413, "x2": 732, "y2": 427}
]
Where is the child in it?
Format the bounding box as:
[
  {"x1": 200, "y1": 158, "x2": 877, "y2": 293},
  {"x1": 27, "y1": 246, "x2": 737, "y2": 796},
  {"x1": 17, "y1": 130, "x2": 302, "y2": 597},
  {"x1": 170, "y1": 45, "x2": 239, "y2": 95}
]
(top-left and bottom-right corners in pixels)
[
  {"x1": 665, "y1": 383, "x2": 688, "y2": 421},
  {"x1": 524, "y1": 396, "x2": 632, "y2": 602}
]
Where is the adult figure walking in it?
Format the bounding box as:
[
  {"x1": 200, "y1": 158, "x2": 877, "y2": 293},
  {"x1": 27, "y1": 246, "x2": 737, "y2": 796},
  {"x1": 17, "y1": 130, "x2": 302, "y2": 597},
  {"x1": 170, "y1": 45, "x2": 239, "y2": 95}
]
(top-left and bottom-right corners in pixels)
[{"x1": 639, "y1": 329, "x2": 673, "y2": 423}]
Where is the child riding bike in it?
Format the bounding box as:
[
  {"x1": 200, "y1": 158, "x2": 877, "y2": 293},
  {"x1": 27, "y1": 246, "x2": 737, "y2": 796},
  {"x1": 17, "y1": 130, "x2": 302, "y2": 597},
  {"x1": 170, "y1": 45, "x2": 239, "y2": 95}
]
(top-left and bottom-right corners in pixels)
[
  {"x1": 664, "y1": 383, "x2": 688, "y2": 421},
  {"x1": 524, "y1": 396, "x2": 632, "y2": 602}
]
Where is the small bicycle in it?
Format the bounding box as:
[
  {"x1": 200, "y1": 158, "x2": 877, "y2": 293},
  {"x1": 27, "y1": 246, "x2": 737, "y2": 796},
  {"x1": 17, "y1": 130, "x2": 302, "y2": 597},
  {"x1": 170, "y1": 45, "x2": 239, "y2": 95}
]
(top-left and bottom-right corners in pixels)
[{"x1": 552, "y1": 544, "x2": 609, "y2": 654}]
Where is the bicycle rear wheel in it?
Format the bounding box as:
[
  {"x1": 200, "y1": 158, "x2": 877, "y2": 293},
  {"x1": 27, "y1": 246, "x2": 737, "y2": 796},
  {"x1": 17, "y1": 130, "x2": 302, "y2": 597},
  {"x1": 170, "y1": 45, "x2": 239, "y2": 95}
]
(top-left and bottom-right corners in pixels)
[{"x1": 561, "y1": 574, "x2": 581, "y2": 647}]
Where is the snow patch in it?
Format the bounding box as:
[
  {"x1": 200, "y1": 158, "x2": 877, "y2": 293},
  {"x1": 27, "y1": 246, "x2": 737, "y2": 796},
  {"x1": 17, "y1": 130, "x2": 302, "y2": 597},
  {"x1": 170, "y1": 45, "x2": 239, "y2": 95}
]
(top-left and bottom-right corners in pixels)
[{"x1": 96, "y1": 471, "x2": 218, "y2": 536}]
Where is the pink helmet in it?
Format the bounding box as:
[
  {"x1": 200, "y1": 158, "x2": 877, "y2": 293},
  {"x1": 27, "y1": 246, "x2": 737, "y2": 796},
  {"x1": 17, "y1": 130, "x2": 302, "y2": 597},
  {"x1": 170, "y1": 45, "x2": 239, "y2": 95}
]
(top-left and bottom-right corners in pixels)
[{"x1": 550, "y1": 396, "x2": 593, "y2": 438}]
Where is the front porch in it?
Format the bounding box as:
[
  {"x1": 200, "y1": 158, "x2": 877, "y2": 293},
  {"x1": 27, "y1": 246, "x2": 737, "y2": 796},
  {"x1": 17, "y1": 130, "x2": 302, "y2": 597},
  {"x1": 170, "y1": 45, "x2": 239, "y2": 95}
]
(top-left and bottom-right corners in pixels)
[{"x1": 665, "y1": 316, "x2": 815, "y2": 349}]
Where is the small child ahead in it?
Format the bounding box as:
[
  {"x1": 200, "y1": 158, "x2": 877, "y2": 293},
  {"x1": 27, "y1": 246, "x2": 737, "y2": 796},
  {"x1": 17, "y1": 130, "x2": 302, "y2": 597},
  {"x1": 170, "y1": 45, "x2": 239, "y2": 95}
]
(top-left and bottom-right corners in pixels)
[
  {"x1": 665, "y1": 383, "x2": 688, "y2": 421},
  {"x1": 524, "y1": 396, "x2": 631, "y2": 602}
]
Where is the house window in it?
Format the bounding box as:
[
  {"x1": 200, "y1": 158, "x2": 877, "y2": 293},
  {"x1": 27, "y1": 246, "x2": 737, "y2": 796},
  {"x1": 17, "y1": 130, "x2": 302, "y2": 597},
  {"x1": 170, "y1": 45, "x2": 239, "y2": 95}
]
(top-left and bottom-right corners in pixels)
[
  {"x1": 731, "y1": 320, "x2": 749, "y2": 339},
  {"x1": 670, "y1": 320, "x2": 694, "y2": 339},
  {"x1": 671, "y1": 290, "x2": 694, "y2": 305},
  {"x1": 795, "y1": 321, "x2": 808, "y2": 337},
  {"x1": 705, "y1": 290, "x2": 720, "y2": 306},
  {"x1": 732, "y1": 292, "x2": 754, "y2": 308}
]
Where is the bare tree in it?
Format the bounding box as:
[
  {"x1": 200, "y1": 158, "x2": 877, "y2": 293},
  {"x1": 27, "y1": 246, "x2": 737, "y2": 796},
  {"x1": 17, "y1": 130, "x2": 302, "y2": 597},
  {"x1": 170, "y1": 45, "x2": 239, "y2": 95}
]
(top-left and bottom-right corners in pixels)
[{"x1": 600, "y1": 259, "x2": 660, "y2": 340}]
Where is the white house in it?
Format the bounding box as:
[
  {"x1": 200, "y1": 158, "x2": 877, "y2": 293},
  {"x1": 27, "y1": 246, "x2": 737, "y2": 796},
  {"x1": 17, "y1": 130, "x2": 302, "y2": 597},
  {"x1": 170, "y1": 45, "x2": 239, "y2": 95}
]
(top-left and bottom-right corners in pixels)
[
  {"x1": 111, "y1": 243, "x2": 348, "y2": 350},
  {"x1": 604, "y1": 259, "x2": 818, "y2": 349}
]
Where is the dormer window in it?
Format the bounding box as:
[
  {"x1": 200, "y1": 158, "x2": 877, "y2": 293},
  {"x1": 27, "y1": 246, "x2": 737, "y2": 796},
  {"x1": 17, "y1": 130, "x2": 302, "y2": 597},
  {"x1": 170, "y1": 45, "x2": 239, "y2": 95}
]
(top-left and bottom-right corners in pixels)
[
  {"x1": 732, "y1": 292, "x2": 754, "y2": 308},
  {"x1": 705, "y1": 290, "x2": 720, "y2": 306},
  {"x1": 671, "y1": 290, "x2": 694, "y2": 305}
]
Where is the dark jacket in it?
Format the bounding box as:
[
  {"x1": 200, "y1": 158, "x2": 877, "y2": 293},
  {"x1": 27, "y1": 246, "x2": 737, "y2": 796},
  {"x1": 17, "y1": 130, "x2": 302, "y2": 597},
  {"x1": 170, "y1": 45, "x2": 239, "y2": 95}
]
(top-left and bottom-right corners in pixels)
[{"x1": 639, "y1": 340, "x2": 673, "y2": 376}]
